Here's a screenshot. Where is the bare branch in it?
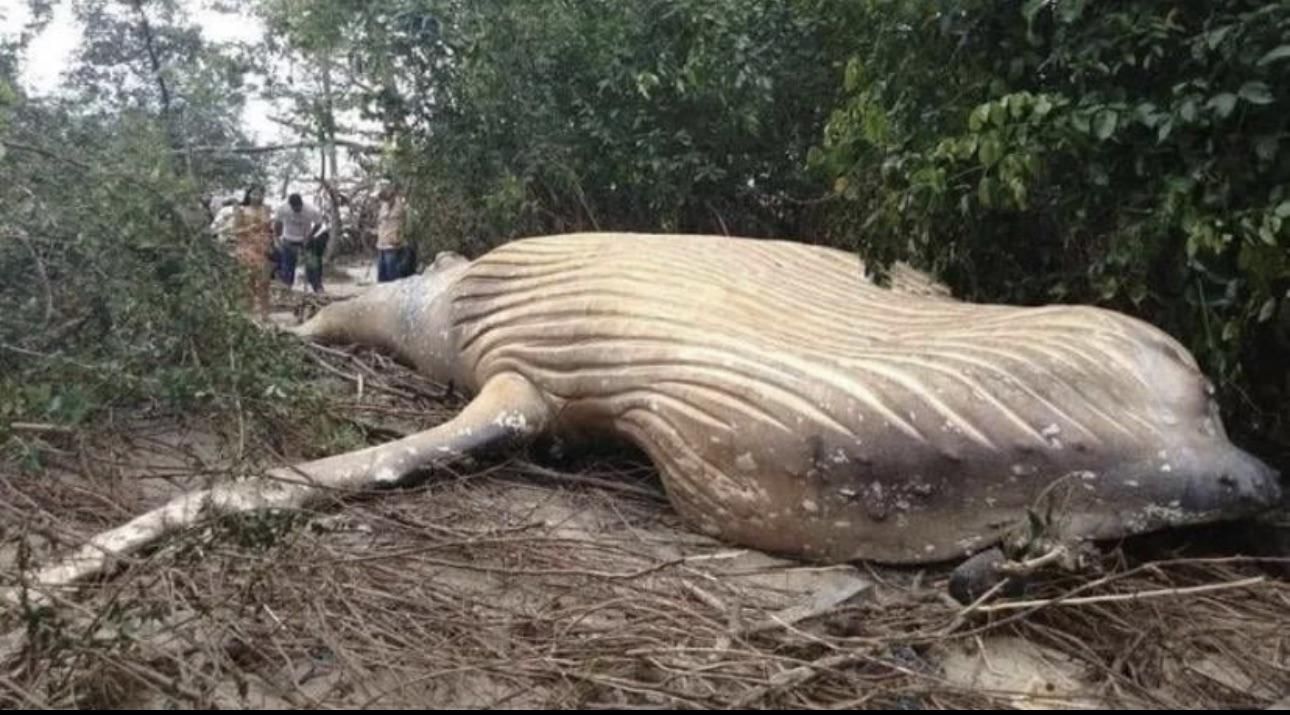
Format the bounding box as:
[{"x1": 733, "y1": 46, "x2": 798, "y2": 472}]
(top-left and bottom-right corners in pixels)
[
  {"x1": 974, "y1": 576, "x2": 1268, "y2": 613},
  {"x1": 183, "y1": 141, "x2": 382, "y2": 156}
]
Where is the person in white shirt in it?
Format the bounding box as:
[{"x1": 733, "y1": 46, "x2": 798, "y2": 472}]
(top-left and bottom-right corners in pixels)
[{"x1": 273, "y1": 193, "x2": 324, "y2": 288}]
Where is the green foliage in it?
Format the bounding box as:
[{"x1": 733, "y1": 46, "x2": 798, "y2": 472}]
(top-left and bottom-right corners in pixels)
[
  {"x1": 813, "y1": 1, "x2": 1290, "y2": 462},
  {"x1": 0, "y1": 107, "x2": 306, "y2": 425},
  {"x1": 0, "y1": 51, "x2": 319, "y2": 456},
  {"x1": 263, "y1": 0, "x2": 865, "y2": 255}
]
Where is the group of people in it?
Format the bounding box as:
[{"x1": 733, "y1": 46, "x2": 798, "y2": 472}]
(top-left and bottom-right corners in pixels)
[{"x1": 211, "y1": 182, "x2": 417, "y2": 321}]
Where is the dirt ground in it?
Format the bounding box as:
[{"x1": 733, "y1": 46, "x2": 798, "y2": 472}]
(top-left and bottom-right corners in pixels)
[{"x1": 2, "y1": 264, "x2": 1289, "y2": 709}]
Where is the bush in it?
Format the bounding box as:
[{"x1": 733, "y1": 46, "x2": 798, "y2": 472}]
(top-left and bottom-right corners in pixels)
[
  {"x1": 812, "y1": 0, "x2": 1290, "y2": 465},
  {"x1": 0, "y1": 91, "x2": 323, "y2": 455}
]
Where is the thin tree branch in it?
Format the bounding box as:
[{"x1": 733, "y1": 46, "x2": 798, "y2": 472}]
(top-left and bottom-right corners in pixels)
[{"x1": 182, "y1": 140, "x2": 382, "y2": 156}]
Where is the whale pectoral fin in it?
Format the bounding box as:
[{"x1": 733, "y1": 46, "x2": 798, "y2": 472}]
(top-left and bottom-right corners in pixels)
[
  {"x1": 6, "y1": 372, "x2": 551, "y2": 608},
  {"x1": 357, "y1": 371, "x2": 552, "y2": 488}
]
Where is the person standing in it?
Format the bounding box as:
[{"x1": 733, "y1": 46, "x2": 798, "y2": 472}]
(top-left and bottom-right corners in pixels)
[
  {"x1": 375, "y1": 183, "x2": 413, "y2": 282},
  {"x1": 302, "y1": 220, "x2": 330, "y2": 293},
  {"x1": 273, "y1": 193, "x2": 324, "y2": 288},
  {"x1": 232, "y1": 185, "x2": 275, "y2": 320}
]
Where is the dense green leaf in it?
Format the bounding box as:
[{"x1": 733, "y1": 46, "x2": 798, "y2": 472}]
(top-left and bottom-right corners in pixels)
[
  {"x1": 1239, "y1": 81, "x2": 1274, "y2": 105},
  {"x1": 1207, "y1": 92, "x2": 1238, "y2": 118},
  {"x1": 1257, "y1": 45, "x2": 1290, "y2": 65},
  {"x1": 1093, "y1": 109, "x2": 1117, "y2": 140}
]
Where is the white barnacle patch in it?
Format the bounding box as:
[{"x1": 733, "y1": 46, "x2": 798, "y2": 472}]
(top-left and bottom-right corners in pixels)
[
  {"x1": 1124, "y1": 479, "x2": 1140, "y2": 488},
  {"x1": 924, "y1": 544, "x2": 936, "y2": 553},
  {"x1": 1141, "y1": 502, "x2": 1191, "y2": 528},
  {"x1": 1041, "y1": 423, "x2": 1063, "y2": 449},
  {"x1": 838, "y1": 488, "x2": 857, "y2": 499},
  {"x1": 493, "y1": 410, "x2": 531, "y2": 433},
  {"x1": 985, "y1": 497, "x2": 998, "y2": 507},
  {"x1": 1010, "y1": 463, "x2": 1036, "y2": 477},
  {"x1": 735, "y1": 452, "x2": 757, "y2": 472},
  {"x1": 801, "y1": 499, "x2": 819, "y2": 514},
  {"x1": 374, "y1": 467, "x2": 399, "y2": 484},
  {"x1": 1160, "y1": 463, "x2": 1173, "y2": 473},
  {"x1": 832, "y1": 520, "x2": 851, "y2": 529}
]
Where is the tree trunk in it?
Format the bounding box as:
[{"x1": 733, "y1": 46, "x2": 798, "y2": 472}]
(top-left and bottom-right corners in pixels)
[
  {"x1": 127, "y1": 0, "x2": 191, "y2": 180},
  {"x1": 319, "y1": 51, "x2": 344, "y2": 264}
]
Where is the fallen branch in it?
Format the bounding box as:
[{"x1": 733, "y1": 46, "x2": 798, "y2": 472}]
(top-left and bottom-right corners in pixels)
[
  {"x1": 996, "y1": 544, "x2": 1068, "y2": 575},
  {"x1": 974, "y1": 576, "x2": 1267, "y2": 613},
  {"x1": 730, "y1": 650, "x2": 866, "y2": 708},
  {"x1": 510, "y1": 459, "x2": 667, "y2": 502},
  {"x1": 6, "y1": 423, "x2": 75, "y2": 435}
]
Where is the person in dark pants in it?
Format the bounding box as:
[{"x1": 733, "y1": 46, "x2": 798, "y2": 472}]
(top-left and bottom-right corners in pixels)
[
  {"x1": 303, "y1": 224, "x2": 330, "y2": 293},
  {"x1": 274, "y1": 193, "x2": 323, "y2": 288},
  {"x1": 375, "y1": 183, "x2": 415, "y2": 282}
]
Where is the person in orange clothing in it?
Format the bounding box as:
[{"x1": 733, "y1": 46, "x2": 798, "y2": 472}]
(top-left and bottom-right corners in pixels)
[{"x1": 232, "y1": 184, "x2": 275, "y2": 321}]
